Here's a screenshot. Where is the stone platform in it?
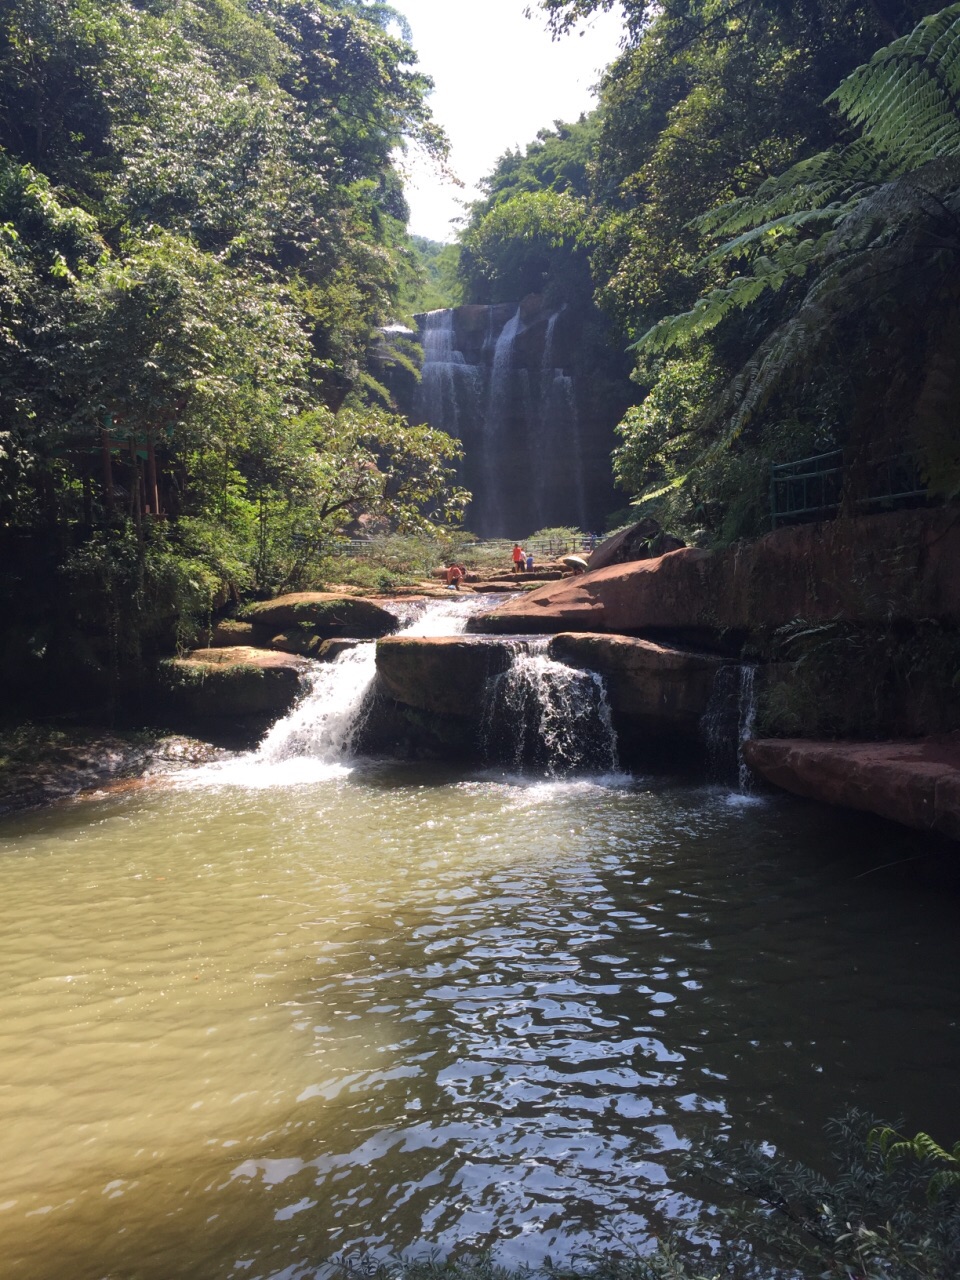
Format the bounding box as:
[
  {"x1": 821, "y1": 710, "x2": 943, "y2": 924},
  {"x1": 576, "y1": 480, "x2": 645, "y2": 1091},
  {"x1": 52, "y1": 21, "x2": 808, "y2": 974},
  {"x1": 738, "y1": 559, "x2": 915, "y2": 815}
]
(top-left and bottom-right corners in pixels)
[{"x1": 743, "y1": 736, "x2": 960, "y2": 840}]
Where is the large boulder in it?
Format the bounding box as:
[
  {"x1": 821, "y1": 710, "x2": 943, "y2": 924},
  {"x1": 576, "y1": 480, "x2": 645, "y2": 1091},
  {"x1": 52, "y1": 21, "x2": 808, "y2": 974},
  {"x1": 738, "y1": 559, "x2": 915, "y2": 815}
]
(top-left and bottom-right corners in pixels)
[
  {"x1": 587, "y1": 519, "x2": 685, "y2": 572},
  {"x1": 469, "y1": 508, "x2": 960, "y2": 643},
  {"x1": 158, "y1": 646, "x2": 309, "y2": 719},
  {"x1": 548, "y1": 633, "x2": 722, "y2": 742},
  {"x1": 375, "y1": 636, "x2": 512, "y2": 718},
  {"x1": 240, "y1": 593, "x2": 397, "y2": 637},
  {"x1": 743, "y1": 736, "x2": 960, "y2": 841}
]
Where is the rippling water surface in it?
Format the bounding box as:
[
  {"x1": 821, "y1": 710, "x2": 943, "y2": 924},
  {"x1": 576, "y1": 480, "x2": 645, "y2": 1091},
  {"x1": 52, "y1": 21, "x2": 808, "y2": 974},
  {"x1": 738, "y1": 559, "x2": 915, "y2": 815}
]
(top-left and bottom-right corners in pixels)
[{"x1": 1, "y1": 758, "x2": 958, "y2": 1280}]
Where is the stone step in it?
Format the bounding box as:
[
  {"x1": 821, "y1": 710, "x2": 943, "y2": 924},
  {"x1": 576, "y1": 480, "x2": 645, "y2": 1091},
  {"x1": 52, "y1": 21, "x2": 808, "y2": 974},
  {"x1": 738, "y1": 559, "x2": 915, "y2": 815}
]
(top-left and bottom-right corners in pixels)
[{"x1": 743, "y1": 737, "x2": 960, "y2": 841}]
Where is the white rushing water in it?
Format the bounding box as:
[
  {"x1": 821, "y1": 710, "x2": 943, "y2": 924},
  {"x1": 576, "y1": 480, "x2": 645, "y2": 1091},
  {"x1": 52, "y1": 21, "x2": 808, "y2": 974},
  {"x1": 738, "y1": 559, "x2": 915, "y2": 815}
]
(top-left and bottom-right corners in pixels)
[
  {"x1": 481, "y1": 641, "x2": 619, "y2": 775},
  {"x1": 416, "y1": 309, "x2": 480, "y2": 441},
  {"x1": 182, "y1": 595, "x2": 496, "y2": 788}
]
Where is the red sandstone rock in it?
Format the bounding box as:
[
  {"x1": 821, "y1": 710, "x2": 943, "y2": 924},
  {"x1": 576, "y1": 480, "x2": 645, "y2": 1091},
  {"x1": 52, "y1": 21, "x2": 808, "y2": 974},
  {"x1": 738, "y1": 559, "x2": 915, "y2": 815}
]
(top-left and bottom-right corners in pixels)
[
  {"x1": 468, "y1": 509, "x2": 960, "y2": 639},
  {"x1": 742, "y1": 736, "x2": 960, "y2": 840},
  {"x1": 548, "y1": 633, "x2": 722, "y2": 736},
  {"x1": 587, "y1": 520, "x2": 685, "y2": 572},
  {"x1": 376, "y1": 636, "x2": 511, "y2": 718}
]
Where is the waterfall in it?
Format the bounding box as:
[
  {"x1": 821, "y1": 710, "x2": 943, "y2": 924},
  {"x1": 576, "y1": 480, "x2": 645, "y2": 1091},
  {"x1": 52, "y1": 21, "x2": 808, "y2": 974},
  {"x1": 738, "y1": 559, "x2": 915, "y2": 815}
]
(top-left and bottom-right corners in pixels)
[
  {"x1": 537, "y1": 306, "x2": 586, "y2": 529},
  {"x1": 701, "y1": 664, "x2": 759, "y2": 791},
  {"x1": 478, "y1": 307, "x2": 522, "y2": 534},
  {"x1": 416, "y1": 310, "x2": 480, "y2": 441},
  {"x1": 183, "y1": 598, "x2": 488, "y2": 787},
  {"x1": 481, "y1": 642, "x2": 619, "y2": 775},
  {"x1": 412, "y1": 303, "x2": 605, "y2": 538},
  {"x1": 258, "y1": 644, "x2": 378, "y2": 764}
]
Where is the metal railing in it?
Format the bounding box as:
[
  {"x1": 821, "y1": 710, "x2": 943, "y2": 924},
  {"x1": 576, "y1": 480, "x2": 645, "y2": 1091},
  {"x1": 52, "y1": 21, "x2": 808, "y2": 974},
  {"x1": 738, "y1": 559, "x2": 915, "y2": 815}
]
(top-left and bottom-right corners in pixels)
[
  {"x1": 311, "y1": 535, "x2": 601, "y2": 559},
  {"x1": 770, "y1": 450, "x2": 927, "y2": 528}
]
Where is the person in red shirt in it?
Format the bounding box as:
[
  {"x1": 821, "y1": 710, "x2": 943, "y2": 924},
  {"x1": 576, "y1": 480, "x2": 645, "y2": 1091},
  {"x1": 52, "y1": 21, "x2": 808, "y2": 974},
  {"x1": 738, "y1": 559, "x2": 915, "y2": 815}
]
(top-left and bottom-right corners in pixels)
[
  {"x1": 512, "y1": 544, "x2": 524, "y2": 573},
  {"x1": 445, "y1": 564, "x2": 465, "y2": 590}
]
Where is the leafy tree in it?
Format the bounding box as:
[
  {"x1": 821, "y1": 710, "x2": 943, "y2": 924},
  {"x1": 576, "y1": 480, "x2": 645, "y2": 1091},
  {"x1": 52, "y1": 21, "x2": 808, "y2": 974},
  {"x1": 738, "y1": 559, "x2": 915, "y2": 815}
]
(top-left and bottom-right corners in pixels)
[
  {"x1": 627, "y1": 4, "x2": 960, "y2": 522},
  {"x1": 0, "y1": 0, "x2": 468, "y2": 701}
]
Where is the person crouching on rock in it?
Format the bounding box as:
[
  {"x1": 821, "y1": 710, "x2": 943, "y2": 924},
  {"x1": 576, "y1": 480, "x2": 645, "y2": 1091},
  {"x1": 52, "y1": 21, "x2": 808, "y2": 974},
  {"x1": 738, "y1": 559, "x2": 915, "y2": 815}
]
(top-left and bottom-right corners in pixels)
[
  {"x1": 445, "y1": 564, "x2": 465, "y2": 590},
  {"x1": 512, "y1": 543, "x2": 524, "y2": 573}
]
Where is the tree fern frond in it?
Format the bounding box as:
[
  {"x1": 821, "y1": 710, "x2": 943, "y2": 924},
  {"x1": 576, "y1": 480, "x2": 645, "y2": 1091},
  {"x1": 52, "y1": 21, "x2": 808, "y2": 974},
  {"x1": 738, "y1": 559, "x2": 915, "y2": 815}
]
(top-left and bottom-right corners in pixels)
[
  {"x1": 832, "y1": 5, "x2": 960, "y2": 167},
  {"x1": 702, "y1": 206, "x2": 848, "y2": 264}
]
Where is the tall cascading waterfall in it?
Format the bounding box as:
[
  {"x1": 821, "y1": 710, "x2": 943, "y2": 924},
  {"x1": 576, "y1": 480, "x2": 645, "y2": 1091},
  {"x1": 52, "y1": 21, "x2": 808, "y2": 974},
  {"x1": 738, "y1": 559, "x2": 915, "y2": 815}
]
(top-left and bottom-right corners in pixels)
[
  {"x1": 479, "y1": 307, "x2": 523, "y2": 534},
  {"x1": 416, "y1": 310, "x2": 481, "y2": 444},
  {"x1": 480, "y1": 640, "x2": 619, "y2": 775},
  {"x1": 700, "y1": 664, "x2": 759, "y2": 791},
  {"x1": 413, "y1": 304, "x2": 599, "y2": 538},
  {"x1": 537, "y1": 305, "x2": 586, "y2": 530}
]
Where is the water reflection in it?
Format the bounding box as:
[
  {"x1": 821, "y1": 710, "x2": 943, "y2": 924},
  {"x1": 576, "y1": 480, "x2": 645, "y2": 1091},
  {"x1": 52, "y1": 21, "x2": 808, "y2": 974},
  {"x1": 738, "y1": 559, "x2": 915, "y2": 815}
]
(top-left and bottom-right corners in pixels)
[{"x1": 0, "y1": 770, "x2": 956, "y2": 1279}]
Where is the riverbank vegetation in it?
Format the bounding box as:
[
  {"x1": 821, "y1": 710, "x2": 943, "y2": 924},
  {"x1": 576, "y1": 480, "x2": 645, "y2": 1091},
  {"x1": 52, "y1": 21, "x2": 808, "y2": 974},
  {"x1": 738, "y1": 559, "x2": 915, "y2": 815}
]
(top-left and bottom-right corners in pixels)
[
  {"x1": 365, "y1": 1115, "x2": 960, "y2": 1279},
  {"x1": 460, "y1": 0, "x2": 960, "y2": 544},
  {"x1": 0, "y1": 0, "x2": 472, "y2": 707}
]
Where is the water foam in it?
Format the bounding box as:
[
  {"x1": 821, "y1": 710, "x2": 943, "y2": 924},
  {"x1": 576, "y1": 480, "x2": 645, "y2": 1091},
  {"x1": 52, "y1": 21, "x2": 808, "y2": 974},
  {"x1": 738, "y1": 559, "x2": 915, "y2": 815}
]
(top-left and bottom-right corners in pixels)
[{"x1": 176, "y1": 597, "x2": 488, "y2": 789}]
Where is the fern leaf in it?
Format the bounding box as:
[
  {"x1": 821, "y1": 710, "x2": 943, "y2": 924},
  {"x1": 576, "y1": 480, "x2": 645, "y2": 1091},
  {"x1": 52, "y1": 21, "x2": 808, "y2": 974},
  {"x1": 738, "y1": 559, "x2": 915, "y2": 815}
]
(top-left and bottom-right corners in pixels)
[{"x1": 832, "y1": 5, "x2": 960, "y2": 167}]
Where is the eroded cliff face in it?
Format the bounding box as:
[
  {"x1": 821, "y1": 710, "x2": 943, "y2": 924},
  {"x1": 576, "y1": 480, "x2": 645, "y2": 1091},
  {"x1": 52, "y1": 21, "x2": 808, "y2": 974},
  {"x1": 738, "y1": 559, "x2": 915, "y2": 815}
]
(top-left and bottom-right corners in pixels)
[
  {"x1": 468, "y1": 508, "x2": 960, "y2": 644},
  {"x1": 467, "y1": 508, "x2": 960, "y2": 730},
  {"x1": 397, "y1": 296, "x2": 632, "y2": 537}
]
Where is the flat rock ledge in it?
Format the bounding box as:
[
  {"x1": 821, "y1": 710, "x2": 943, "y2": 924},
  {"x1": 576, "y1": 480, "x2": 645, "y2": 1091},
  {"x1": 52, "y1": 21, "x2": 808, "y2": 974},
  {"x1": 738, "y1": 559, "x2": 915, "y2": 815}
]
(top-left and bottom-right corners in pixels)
[
  {"x1": 743, "y1": 737, "x2": 960, "y2": 841},
  {"x1": 159, "y1": 646, "x2": 311, "y2": 719},
  {"x1": 548, "y1": 633, "x2": 723, "y2": 739},
  {"x1": 239, "y1": 593, "x2": 397, "y2": 637}
]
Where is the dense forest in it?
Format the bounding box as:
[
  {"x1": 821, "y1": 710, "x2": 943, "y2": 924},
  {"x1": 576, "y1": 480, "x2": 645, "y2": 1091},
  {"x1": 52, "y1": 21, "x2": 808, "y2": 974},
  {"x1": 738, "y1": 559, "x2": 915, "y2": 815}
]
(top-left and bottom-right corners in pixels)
[
  {"x1": 0, "y1": 0, "x2": 468, "y2": 705},
  {"x1": 460, "y1": 0, "x2": 960, "y2": 542}
]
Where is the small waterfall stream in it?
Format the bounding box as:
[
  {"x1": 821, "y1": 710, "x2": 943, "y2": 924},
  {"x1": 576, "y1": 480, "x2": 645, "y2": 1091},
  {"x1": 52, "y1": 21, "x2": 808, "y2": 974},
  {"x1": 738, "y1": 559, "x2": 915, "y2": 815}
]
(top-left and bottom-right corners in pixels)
[
  {"x1": 258, "y1": 644, "x2": 377, "y2": 764},
  {"x1": 701, "y1": 663, "x2": 759, "y2": 791},
  {"x1": 480, "y1": 640, "x2": 619, "y2": 775}
]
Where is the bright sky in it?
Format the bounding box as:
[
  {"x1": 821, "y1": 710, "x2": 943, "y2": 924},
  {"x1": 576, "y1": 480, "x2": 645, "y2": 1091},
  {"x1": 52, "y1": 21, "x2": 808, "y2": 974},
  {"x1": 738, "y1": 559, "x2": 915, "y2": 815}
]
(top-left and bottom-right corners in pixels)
[{"x1": 389, "y1": 0, "x2": 625, "y2": 242}]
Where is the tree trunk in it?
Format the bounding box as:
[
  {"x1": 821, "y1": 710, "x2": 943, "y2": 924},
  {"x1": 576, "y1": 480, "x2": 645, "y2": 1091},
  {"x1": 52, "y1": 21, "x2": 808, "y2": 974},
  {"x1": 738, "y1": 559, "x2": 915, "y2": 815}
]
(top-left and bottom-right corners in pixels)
[
  {"x1": 101, "y1": 428, "x2": 115, "y2": 515},
  {"x1": 147, "y1": 428, "x2": 161, "y2": 516}
]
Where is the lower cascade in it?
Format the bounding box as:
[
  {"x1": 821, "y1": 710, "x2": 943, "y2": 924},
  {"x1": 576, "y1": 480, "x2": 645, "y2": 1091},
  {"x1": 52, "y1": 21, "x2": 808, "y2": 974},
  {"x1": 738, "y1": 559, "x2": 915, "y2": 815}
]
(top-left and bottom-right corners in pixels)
[
  {"x1": 480, "y1": 641, "x2": 619, "y2": 774},
  {"x1": 258, "y1": 644, "x2": 377, "y2": 763},
  {"x1": 247, "y1": 595, "x2": 497, "y2": 770},
  {"x1": 701, "y1": 662, "x2": 759, "y2": 789}
]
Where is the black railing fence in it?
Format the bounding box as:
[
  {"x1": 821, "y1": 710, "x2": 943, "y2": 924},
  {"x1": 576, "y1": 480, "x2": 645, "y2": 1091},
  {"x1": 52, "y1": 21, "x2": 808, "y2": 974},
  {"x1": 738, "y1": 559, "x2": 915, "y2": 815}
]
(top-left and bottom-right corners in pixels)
[{"x1": 770, "y1": 450, "x2": 927, "y2": 528}]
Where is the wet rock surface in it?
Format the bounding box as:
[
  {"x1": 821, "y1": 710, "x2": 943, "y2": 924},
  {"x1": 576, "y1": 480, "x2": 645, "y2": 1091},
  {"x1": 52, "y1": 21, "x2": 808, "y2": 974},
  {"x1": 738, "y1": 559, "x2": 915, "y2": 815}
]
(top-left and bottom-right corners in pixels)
[
  {"x1": 469, "y1": 509, "x2": 960, "y2": 642},
  {"x1": 743, "y1": 736, "x2": 960, "y2": 840},
  {"x1": 0, "y1": 731, "x2": 223, "y2": 816},
  {"x1": 375, "y1": 636, "x2": 512, "y2": 718}
]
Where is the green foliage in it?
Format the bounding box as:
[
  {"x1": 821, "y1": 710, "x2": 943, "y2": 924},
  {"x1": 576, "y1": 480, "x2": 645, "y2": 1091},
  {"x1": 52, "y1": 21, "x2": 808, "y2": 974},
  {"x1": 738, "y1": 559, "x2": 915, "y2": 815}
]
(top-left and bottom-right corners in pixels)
[
  {"x1": 872, "y1": 1126, "x2": 960, "y2": 1199},
  {"x1": 401, "y1": 236, "x2": 463, "y2": 314},
  {"x1": 759, "y1": 618, "x2": 960, "y2": 738},
  {"x1": 62, "y1": 523, "x2": 221, "y2": 660},
  {"x1": 0, "y1": 0, "x2": 470, "y2": 689},
  {"x1": 616, "y1": 6, "x2": 960, "y2": 533},
  {"x1": 460, "y1": 188, "x2": 590, "y2": 304}
]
